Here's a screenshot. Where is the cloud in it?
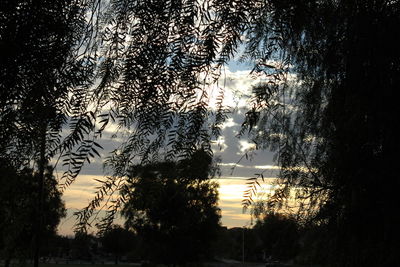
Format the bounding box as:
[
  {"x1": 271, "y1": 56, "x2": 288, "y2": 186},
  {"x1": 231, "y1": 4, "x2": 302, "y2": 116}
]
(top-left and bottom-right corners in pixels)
[
  {"x1": 221, "y1": 209, "x2": 250, "y2": 221},
  {"x1": 211, "y1": 136, "x2": 228, "y2": 153},
  {"x1": 61, "y1": 175, "x2": 101, "y2": 209},
  {"x1": 238, "y1": 140, "x2": 256, "y2": 153},
  {"x1": 221, "y1": 117, "x2": 238, "y2": 129}
]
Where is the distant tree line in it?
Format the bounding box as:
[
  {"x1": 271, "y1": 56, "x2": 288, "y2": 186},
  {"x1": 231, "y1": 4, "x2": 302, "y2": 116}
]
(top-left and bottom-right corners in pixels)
[{"x1": 28, "y1": 213, "x2": 328, "y2": 266}]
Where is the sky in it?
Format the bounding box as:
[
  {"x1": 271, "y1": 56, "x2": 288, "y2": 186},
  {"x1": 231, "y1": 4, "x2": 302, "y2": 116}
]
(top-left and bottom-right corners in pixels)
[{"x1": 57, "y1": 62, "x2": 279, "y2": 236}]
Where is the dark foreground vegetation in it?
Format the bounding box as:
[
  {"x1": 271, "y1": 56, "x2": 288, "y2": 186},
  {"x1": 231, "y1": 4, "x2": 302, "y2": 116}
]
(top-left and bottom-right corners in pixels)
[
  {"x1": 0, "y1": 215, "x2": 324, "y2": 267},
  {"x1": 1, "y1": 0, "x2": 399, "y2": 266}
]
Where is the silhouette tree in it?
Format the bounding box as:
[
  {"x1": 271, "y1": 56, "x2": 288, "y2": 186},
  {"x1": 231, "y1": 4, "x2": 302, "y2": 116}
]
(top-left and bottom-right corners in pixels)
[
  {"x1": 1, "y1": 1, "x2": 100, "y2": 265},
  {"x1": 238, "y1": 1, "x2": 400, "y2": 266},
  {"x1": 254, "y1": 213, "x2": 299, "y2": 261},
  {"x1": 0, "y1": 0, "x2": 97, "y2": 168},
  {"x1": 71, "y1": 231, "x2": 97, "y2": 261},
  {"x1": 100, "y1": 225, "x2": 136, "y2": 264},
  {"x1": 120, "y1": 151, "x2": 221, "y2": 265},
  {"x1": 0, "y1": 160, "x2": 66, "y2": 267}
]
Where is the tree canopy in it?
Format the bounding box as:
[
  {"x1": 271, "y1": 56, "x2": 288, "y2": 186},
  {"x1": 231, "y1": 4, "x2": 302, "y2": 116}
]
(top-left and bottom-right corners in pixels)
[
  {"x1": 0, "y1": 160, "x2": 66, "y2": 266},
  {"x1": 254, "y1": 213, "x2": 299, "y2": 261},
  {"x1": 0, "y1": 0, "x2": 95, "y2": 167},
  {"x1": 120, "y1": 151, "x2": 221, "y2": 265},
  {"x1": 1, "y1": 1, "x2": 99, "y2": 265},
  {"x1": 238, "y1": 1, "x2": 400, "y2": 265},
  {"x1": 100, "y1": 225, "x2": 136, "y2": 264}
]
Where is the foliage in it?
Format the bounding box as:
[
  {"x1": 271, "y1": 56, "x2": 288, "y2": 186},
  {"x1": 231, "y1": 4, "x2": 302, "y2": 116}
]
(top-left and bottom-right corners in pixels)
[
  {"x1": 0, "y1": 0, "x2": 97, "y2": 169},
  {"x1": 71, "y1": 232, "x2": 99, "y2": 261},
  {"x1": 84, "y1": 0, "x2": 240, "y2": 161},
  {"x1": 100, "y1": 225, "x2": 136, "y2": 264},
  {"x1": 0, "y1": 160, "x2": 66, "y2": 264},
  {"x1": 254, "y1": 213, "x2": 299, "y2": 261},
  {"x1": 74, "y1": 0, "x2": 247, "y2": 236},
  {"x1": 41, "y1": 235, "x2": 72, "y2": 260},
  {"x1": 238, "y1": 1, "x2": 400, "y2": 265},
  {"x1": 0, "y1": 2, "x2": 102, "y2": 265},
  {"x1": 120, "y1": 151, "x2": 221, "y2": 265}
]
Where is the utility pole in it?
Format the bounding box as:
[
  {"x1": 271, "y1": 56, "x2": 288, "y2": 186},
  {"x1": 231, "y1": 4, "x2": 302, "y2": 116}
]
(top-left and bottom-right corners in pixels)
[{"x1": 34, "y1": 123, "x2": 47, "y2": 267}]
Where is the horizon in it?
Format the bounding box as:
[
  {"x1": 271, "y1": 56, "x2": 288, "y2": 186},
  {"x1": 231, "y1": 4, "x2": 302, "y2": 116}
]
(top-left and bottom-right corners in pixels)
[{"x1": 58, "y1": 176, "x2": 277, "y2": 236}]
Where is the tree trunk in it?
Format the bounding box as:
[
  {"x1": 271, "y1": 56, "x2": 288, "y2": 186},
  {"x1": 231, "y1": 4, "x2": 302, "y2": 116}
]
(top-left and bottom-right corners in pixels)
[{"x1": 33, "y1": 124, "x2": 47, "y2": 267}]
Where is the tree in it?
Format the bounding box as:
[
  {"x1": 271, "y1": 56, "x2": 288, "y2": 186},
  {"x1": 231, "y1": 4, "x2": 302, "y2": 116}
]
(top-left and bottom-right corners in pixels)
[
  {"x1": 1, "y1": 1, "x2": 100, "y2": 265},
  {"x1": 0, "y1": 160, "x2": 66, "y2": 267},
  {"x1": 0, "y1": 0, "x2": 95, "y2": 167},
  {"x1": 120, "y1": 150, "x2": 221, "y2": 266},
  {"x1": 254, "y1": 213, "x2": 299, "y2": 261},
  {"x1": 100, "y1": 225, "x2": 136, "y2": 264},
  {"x1": 238, "y1": 1, "x2": 400, "y2": 265},
  {"x1": 71, "y1": 231, "x2": 97, "y2": 261}
]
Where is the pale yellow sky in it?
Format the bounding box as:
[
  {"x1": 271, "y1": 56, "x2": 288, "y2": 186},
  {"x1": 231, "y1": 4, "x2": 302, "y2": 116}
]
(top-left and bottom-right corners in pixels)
[{"x1": 58, "y1": 175, "x2": 263, "y2": 236}]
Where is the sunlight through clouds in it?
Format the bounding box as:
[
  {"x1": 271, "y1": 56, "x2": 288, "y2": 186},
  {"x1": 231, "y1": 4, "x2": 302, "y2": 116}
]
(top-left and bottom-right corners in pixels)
[{"x1": 238, "y1": 140, "x2": 256, "y2": 153}]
